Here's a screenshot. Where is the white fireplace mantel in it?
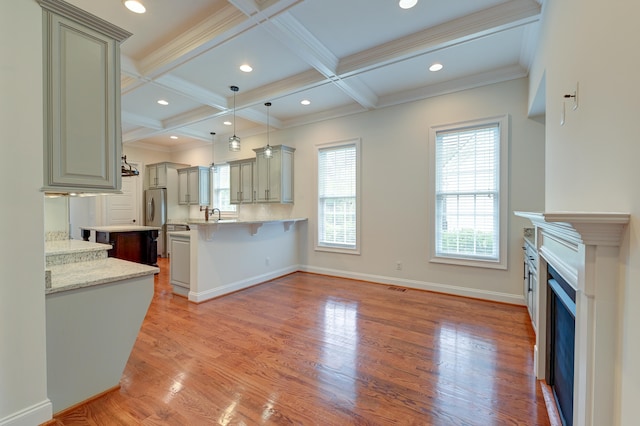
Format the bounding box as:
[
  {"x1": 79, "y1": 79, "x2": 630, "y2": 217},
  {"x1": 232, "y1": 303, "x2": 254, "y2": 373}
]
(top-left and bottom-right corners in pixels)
[{"x1": 514, "y1": 211, "x2": 630, "y2": 426}]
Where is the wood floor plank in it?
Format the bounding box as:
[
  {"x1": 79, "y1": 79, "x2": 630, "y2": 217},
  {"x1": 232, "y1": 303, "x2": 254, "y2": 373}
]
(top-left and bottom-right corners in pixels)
[{"x1": 52, "y1": 258, "x2": 550, "y2": 425}]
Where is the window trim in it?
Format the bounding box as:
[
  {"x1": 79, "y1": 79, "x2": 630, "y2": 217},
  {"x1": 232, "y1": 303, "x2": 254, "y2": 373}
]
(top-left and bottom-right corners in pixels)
[
  {"x1": 428, "y1": 115, "x2": 509, "y2": 270},
  {"x1": 314, "y1": 138, "x2": 361, "y2": 255},
  {"x1": 211, "y1": 163, "x2": 237, "y2": 217}
]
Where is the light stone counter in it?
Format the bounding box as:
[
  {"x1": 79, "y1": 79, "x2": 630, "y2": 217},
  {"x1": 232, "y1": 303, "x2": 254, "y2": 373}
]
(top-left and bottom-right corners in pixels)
[
  {"x1": 80, "y1": 225, "x2": 161, "y2": 232},
  {"x1": 46, "y1": 258, "x2": 158, "y2": 295},
  {"x1": 187, "y1": 217, "x2": 307, "y2": 240},
  {"x1": 45, "y1": 239, "x2": 111, "y2": 267}
]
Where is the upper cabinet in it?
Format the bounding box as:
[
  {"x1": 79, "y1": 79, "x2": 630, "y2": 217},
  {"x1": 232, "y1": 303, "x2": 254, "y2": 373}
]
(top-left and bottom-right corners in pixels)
[
  {"x1": 228, "y1": 158, "x2": 255, "y2": 204},
  {"x1": 178, "y1": 166, "x2": 210, "y2": 206},
  {"x1": 39, "y1": 0, "x2": 131, "y2": 194},
  {"x1": 146, "y1": 162, "x2": 189, "y2": 189},
  {"x1": 253, "y1": 145, "x2": 295, "y2": 204}
]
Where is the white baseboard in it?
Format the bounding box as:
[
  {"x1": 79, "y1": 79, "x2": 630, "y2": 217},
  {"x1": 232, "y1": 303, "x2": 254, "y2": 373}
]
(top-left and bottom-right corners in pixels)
[
  {"x1": 0, "y1": 400, "x2": 52, "y2": 426},
  {"x1": 185, "y1": 264, "x2": 524, "y2": 306},
  {"x1": 298, "y1": 265, "x2": 525, "y2": 305},
  {"x1": 188, "y1": 265, "x2": 299, "y2": 303}
]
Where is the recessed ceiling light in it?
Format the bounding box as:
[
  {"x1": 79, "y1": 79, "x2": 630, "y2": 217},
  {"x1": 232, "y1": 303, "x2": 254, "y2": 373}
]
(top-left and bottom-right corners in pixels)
[
  {"x1": 123, "y1": 0, "x2": 146, "y2": 14},
  {"x1": 157, "y1": 99, "x2": 169, "y2": 105},
  {"x1": 223, "y1": 121, "x2": 232, "y2": 126},
  {"x1": 429, "y1": 63, "x2": 444, "y2": 72},
  {"x1": 300, "y1": 99, "x2": 311, "y2": 106},
  {"x1": 398, "y1": 0, "x2": 418, "y2": 9},
  {"x1": 170, "y1": 136, "x2": 178, "y2": 140},
  {"x1": 239, "y1": 64, "x2": 253, "y2": 73}
]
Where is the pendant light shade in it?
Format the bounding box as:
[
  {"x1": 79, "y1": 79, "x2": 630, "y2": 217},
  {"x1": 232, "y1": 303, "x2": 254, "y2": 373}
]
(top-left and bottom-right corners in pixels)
[
  {"x1": 264, "y1": 102, "x2": 273, "y2": 159},
  {"x1": 228, "y1": 86, "x2": 240, "y2": 151}
]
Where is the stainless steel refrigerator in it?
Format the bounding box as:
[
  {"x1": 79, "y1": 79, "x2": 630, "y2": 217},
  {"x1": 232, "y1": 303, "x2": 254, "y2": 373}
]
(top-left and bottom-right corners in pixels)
[{"x1": 145, "y1": 188, "x2": 168, "y2": 257}]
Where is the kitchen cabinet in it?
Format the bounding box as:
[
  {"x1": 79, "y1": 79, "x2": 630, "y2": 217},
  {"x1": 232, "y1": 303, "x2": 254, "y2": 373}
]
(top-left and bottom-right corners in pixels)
[
  {"x1": 169, "y1": 231, "x2": 191, "y2": 297},
  {"x1": 253, "y1": 145, "x2": 295, "y2": 203},
  {"x1": 178, "y1": 166, "x2": 210, "y2": 206},
  {"x1": 523, "y1": 237, "x2": 538, "y2": 331},
  {"x1": 39, "y1": 0, "x2": 131, "y2": 194},
  {"x1": 146, "y1": 162, "x2": 189, "y2": 189},
  {"x1": 229, "y1": 158, "x2": 255, "y2": 204}
]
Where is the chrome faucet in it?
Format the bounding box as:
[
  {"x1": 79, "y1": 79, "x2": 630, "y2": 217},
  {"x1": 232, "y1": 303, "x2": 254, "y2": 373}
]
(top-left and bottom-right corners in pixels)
[{"x1": 212, "y1": 208, "x2": 221, "y2": 221}]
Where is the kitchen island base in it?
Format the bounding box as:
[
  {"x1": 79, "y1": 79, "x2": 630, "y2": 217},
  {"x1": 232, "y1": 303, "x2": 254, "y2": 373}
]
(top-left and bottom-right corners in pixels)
[
  {"x1": 46, "y1": 274, "x2": 153, "y2": 414},
  {"x1": 175, "y1": 219, "x2": 306, "y2": 303}
]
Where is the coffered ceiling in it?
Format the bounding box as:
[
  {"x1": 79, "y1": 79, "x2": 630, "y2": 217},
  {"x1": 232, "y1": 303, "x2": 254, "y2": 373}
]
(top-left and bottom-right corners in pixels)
[{"x1": 65, "y1": 0, "x2": 543, "y2": 151}]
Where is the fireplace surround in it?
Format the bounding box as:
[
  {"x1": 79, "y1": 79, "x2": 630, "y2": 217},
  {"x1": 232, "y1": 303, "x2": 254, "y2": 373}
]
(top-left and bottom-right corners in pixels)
[{"x1": 514, "y1": 212, "x2": 629, "y2": 426}]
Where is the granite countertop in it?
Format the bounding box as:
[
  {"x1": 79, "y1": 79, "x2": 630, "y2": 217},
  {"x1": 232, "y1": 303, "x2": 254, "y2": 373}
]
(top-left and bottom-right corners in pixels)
[
  {"x1": 80, "y1": 225, "x2": 161, "y2": 232},
  {"x1": 46, "y1": 258, "x2": 158, "y2": 295},
  {"x1": 45, "y1": 239, "x2": 111, "y2": 256},
  {"x1": 167, "y1": 219, "x2": 190, "y2": 226},
  {"x1": 187, "y1": 217, "x2": 307, "y2": 225}
]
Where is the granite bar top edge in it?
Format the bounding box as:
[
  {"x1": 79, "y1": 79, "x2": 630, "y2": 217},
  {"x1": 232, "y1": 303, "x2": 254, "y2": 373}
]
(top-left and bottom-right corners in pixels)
[{"x1": 46, "y1": 258, "x2": 158, "y2": 295}]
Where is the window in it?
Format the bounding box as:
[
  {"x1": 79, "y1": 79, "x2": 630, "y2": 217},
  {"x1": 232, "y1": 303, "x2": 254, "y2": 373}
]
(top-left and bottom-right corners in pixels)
[
  {"x1": 429, "y1": 115, "x2": 508, "y2": 269},
  {"x1": 316, "y1": 139, "x2": 360, "y2": 254},
  {"x1": 211, "y1": 164, "x2": 237, "y2": 214}
]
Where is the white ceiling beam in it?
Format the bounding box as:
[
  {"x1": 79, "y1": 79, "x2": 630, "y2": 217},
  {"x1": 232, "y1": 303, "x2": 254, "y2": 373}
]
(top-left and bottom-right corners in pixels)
[
  {"x1": 121, "y1": 111, "x2": 163, "y2": 130},
  {"x1": 153, "y1": 75, "x2": 227, "y2": 110},
  {"x1": 339, "y1": 0, "x2": 541, "y2": 77}
]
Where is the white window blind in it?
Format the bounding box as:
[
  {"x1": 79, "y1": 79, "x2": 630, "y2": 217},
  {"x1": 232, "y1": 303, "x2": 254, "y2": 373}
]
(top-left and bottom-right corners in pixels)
[
  {"x1": 318, "y1": 143, "x2": 358, "y2": 251},
  {"x1": 212, "y1": 164, "x2": 236, "y2": 213},
  {"x1": 435, "y1": 123, "x2": 500, "y2": 261}
]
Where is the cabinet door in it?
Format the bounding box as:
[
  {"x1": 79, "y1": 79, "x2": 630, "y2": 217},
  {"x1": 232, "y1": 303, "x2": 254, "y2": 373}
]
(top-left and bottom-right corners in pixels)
[
  {"x1": 146, "y1": 165, "x2": 156, "y2": 188},
  {"x1": 267, "y1": 151, "x2": 282, "y2": 202},
  {"x1": 178, "y1": 170, "x2": 189, "y2": 205},
  {"x1": 170, "y1": 237, "x2": 190, "y2": 288},
  {"x1": 43, "y1": 12, "x2": 121, "y2": 192},
  {"x1": 255, "y1": 156, "x2": 270, "y2": 202},
  {"x1": 187, "y1": 169, "x2": 199, "y2": 205},
  {"x1": 229, "y1": 163, "x2": 241, "y2": 204},
  {"x1": 240, "y1": 161, "x2": 254, "y2": 203},
  {"x1": 156, "y1": 164, "x2": 168, "y2": 188}
]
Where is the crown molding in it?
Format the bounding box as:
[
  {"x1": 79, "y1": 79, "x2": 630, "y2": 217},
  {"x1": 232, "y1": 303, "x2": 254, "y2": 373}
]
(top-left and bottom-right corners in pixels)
[{"x1": 37, "y1": 0, "x2": 131, "y2": 42}]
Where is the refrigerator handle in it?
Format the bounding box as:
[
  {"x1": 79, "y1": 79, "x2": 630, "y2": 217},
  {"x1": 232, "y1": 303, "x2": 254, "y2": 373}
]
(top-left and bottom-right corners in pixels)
[{"x1": 147, "y1": 198, "x2": 154, "y2": 222}]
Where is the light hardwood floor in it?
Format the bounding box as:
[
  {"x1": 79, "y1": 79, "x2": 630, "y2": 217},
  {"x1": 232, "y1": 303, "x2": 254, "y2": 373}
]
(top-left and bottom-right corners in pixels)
[{"x1": 51, "y1": 258, "x2": 549, "y2": 425}]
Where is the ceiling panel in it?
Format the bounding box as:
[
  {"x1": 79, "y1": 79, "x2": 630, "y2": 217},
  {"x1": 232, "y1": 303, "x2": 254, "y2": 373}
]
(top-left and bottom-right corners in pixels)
[
  {"x1": 170, "y1": 26, "x2": 317, "y2": 95},
  {"x1": 76, "y1": 0, "x2": 543, "y2": 150}
]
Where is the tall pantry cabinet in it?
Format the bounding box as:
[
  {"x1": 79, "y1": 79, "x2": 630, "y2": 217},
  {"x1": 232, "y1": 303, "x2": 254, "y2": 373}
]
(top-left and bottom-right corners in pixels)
[{"x1": 39, "y1": 0, "x2": 131, "y2": 194}]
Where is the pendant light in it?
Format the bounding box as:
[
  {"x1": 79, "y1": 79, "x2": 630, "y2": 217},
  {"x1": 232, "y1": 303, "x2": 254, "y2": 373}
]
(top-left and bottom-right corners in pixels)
[
  {"x1": 264, "y1": 102, "x2": 273, "y2": 159},
  {"x1": 228, "y1": 85, "x2": 241, "y2": 151},
  {"x1": 209, "y1": 132, "x2": 216, "y2": 171}
]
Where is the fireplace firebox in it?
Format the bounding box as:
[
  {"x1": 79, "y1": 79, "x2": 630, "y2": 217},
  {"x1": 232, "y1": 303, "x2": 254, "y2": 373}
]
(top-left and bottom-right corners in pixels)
[{"x1": 546, "y1": 266, "x2": 576, "y2": 425}]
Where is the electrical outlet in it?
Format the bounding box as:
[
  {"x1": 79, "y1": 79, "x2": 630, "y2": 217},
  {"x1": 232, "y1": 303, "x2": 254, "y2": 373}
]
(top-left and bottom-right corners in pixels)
[
  {"x1": 265, "y1": 257, "x2": 271, "y2": 266},
  {"x1": 395, "y1": 261, "x2": 402, "y2": 271}
]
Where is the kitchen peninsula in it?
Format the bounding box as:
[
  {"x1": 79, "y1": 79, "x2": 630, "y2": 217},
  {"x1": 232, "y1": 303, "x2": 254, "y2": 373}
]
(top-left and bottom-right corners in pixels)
[{"x1": 168, "y1": 218, "x2": 307, "y2": 302}]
